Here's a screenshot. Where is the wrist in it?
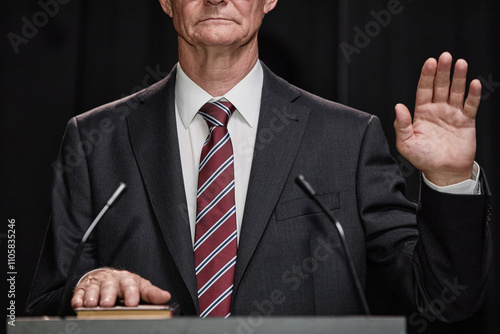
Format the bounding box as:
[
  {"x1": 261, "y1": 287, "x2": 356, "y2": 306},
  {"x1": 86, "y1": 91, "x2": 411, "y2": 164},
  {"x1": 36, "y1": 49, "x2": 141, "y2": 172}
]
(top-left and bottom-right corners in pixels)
[{"x1": 422, "y1": 170, "x2": 473, "y2": 187}]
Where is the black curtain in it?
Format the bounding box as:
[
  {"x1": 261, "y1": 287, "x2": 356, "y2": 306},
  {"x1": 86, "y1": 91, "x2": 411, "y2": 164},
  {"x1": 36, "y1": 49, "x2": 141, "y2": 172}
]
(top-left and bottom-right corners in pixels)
[{"x1": 1, "y1": 1, "x2": 499, "y2": 333}]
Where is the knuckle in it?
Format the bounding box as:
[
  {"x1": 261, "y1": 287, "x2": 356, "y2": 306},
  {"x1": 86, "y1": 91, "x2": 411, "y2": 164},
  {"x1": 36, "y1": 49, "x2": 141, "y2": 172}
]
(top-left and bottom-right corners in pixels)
[
  {"x1": 121, "y1": 276, "x2": 139, "y2": 289},
  {"x1": 100, "y1": 271, "x2": 114, "y2": 280},
  {"x1": 74, "y1": 284, "x2": 85, "y2": 292},
  {"x1": 124, "y1": 284, "x2": 139, "y2": 295}
]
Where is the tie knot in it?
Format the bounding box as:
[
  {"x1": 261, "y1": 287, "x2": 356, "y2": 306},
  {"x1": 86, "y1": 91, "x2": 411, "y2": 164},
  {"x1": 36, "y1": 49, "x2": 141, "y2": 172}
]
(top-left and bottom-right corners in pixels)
[{"x1": 199, "y1": 101, "x2": 235, "y2": 128}]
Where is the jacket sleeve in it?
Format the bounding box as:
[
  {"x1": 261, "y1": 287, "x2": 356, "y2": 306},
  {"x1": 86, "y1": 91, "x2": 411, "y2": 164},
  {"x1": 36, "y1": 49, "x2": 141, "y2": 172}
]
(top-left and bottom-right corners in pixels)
[
  {"x1": 25, "y1": 117, "x2": 98, "y2": 316},
  {"x1": 359, "y1": 116, "x2": 491, "y2": 323}
]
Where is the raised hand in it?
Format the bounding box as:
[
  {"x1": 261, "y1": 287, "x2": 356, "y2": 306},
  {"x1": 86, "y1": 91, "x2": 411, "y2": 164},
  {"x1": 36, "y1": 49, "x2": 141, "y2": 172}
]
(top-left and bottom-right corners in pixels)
[
  {"x1": 394, "y1": 52, "x2": 482, "y2": 186},
  {"x1": 71, "y1": 268, "x2": 171, "y2": 308}
]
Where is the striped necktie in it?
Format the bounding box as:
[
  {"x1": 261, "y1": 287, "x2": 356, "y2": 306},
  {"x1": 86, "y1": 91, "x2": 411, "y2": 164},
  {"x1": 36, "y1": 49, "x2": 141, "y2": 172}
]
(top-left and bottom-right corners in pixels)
[{"x1": 194, "y1": 101, "x2": 237, "y2": 318}]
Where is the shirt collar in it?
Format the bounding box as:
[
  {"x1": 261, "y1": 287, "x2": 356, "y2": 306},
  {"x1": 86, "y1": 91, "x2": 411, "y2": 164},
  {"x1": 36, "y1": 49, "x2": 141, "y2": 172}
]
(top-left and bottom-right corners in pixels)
[{"x1": 175, "y1": 61, "x2": 263, "y2": 129}]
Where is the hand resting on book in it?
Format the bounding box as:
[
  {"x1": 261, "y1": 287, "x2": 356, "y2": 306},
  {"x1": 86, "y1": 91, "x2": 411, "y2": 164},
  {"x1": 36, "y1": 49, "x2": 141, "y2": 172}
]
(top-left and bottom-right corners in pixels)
[{"x1": 71, "y1": 268, "x2": 171, "y2": 309}]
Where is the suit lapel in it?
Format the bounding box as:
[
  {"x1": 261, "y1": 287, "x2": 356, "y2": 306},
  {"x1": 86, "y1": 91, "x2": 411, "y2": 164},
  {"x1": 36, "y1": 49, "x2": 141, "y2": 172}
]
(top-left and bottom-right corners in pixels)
[
  {"x1": 233, "y1": 65, "x2": 311, "y2": 296},
  {"x1": 126, "y1": 67, "x2": 199, "y2": 311}
]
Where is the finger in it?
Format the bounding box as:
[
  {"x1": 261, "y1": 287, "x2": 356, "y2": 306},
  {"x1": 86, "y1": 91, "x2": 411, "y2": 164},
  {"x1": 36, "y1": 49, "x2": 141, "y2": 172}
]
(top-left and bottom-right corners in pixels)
[
  {"x1": 394, "y1": 103, "x2": 414, "y2": 143},
  {"x1": 433, "y1": 52, "x2": 453, "y2": 103},
  {"x1": 119, "y1": 275, "x2": 141, "y2": 307},
  {"x1": 415, "y1": 58, "x2": 437, "y2": 107},
  {"x1": 463, "y1": 79, "x2": 482, "y2": 119},
  {"x1": 71, "y1": 288, "x2": 85, "y2": 309},
  {"x1": 81, "y1": 279, "x2": 101, "y2": 307},
  {"x1": 449, "y1": 59, "x2": 468, "y2": 109},
  {"x1": 139, "y1": 279, "x2": 172, "y2": 305},
  {"x1": 99, "y1": 278, "x2": 120, "y2": 307}
]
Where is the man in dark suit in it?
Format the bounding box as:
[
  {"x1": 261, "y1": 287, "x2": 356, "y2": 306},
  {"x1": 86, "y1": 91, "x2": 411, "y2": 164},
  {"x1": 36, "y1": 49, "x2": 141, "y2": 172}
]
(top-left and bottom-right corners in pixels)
[{"x1": 27, "y1": 0, "x2": 491, "y2": 322}]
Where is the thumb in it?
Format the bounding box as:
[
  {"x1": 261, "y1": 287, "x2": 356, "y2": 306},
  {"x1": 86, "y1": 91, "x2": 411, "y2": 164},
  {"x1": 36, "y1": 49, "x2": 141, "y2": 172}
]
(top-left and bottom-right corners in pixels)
[
  {"x1": 140, "y1": 280, "x2": 171, "y2": 305},
  {"x1": 394, "y1": 103, "x2": 413, "y2": 143}
]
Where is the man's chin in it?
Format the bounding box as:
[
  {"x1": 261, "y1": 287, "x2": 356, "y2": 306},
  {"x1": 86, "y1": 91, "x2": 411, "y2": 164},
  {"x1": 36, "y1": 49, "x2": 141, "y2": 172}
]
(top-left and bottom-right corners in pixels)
[{"x1": 196, "y1": 32, "x2": 246, "y2": 48}]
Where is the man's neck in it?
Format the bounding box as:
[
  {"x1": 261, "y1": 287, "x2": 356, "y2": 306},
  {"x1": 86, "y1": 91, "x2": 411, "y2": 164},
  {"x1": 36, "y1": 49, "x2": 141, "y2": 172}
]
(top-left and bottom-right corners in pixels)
[{"x1": 178, "y1": 38, "x2": 259, "y2": 97}]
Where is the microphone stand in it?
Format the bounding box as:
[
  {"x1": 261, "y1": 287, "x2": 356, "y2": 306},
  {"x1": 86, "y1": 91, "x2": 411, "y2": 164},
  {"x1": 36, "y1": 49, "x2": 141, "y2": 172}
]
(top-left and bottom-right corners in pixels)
[
  {"x1": 295, "y1": 175, "x2": 371, "y2": 315},
  {"x1": 57, "y1": 183, "x2": 126, "y2": 317}
]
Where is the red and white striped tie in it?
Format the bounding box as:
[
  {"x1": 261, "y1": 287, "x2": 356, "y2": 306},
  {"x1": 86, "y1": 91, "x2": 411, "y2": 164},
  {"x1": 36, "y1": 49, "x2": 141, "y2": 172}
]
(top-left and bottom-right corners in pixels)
[{"x1": 194, "y1": 101, "x2": 237, "y2": 318}]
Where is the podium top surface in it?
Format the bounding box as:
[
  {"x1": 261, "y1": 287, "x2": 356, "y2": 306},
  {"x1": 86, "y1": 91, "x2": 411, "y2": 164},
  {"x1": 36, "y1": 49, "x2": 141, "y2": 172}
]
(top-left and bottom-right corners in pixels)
[{"x1": 9, "y1": 316, "x2": 406, "y2": 334}]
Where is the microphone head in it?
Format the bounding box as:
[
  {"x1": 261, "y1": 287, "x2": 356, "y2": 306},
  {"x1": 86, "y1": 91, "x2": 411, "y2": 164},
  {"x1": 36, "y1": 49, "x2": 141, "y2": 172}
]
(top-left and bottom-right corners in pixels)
[
  {"x1": 295, "y1": 175, "x2": 316, "y2": 197},
  {"x1": 107, "y1": 182, "x2": 127, "y2": 206}
]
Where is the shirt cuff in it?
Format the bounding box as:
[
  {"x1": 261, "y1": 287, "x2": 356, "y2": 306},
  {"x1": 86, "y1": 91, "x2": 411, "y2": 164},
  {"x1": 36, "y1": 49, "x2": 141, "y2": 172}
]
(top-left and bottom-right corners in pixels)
[{"x1": 422, "y1": 162, "x2": 481, "y2": 195}]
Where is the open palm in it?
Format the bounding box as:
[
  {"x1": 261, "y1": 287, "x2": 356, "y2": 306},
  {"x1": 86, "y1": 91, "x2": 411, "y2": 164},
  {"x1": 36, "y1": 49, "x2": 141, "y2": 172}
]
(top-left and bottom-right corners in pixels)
[{"x1": 394, "y1": 52, "x2": 482, "y2": 186}]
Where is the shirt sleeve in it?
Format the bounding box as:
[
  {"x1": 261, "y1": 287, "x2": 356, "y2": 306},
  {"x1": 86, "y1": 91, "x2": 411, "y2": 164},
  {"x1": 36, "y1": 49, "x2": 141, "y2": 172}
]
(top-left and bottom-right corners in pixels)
[{"x1": 422, "y1": 162, "x2": 482, "y2": 195}]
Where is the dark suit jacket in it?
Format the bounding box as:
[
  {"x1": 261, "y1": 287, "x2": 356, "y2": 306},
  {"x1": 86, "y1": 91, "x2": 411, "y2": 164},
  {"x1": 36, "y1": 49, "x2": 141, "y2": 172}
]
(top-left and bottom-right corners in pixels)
[{"x1": 27, "y1": 63, "x2": 491, "y2": 322}]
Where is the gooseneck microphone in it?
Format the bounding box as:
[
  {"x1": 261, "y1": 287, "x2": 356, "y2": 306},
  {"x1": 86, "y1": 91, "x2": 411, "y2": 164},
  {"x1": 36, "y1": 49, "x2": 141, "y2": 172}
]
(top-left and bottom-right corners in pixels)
[
  {"x1": 295, "y1": 175, "x2": 371, "y2": 315},
  {"x1": 57, "y1": 182, "x2": 127, "y2": 317}
]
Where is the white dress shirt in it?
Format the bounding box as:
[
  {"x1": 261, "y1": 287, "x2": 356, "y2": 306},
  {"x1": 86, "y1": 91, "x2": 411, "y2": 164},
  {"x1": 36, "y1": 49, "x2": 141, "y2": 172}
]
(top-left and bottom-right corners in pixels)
[{"x1": 175, "y1": 61, "x2": 264, "y2": 244}]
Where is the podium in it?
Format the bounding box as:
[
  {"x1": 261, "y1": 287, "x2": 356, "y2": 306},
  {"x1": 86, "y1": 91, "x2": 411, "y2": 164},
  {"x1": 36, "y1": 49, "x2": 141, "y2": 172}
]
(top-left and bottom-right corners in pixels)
[{"x1": 9, "y1": 316, "x2": 405, "y2": 334}]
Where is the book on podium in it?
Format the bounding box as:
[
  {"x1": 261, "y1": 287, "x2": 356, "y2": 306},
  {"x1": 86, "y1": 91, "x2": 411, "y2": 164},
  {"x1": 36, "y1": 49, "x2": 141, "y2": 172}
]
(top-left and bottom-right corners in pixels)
[{"x1": 75, "y1": 303, "x2": 180, "y2": 320}]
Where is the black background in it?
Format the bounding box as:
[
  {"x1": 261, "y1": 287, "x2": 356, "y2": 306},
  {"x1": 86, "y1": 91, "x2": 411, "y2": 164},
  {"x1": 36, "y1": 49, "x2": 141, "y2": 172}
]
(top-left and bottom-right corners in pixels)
[{"x1": 1, "y1": 1, "x2": 499, "y2": 333}]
